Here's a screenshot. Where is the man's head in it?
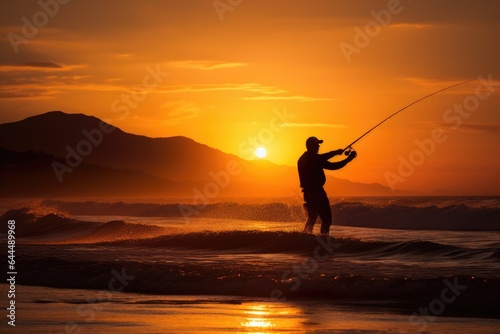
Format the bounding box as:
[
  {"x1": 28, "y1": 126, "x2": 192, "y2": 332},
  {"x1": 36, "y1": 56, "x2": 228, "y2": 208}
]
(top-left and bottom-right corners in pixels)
[{"x1": 306, "y1": 136, "x2": 323, "y2": 153}]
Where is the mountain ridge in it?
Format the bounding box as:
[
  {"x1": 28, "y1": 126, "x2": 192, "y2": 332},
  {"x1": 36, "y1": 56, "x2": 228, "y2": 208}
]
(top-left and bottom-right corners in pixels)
[{"x1": 0, "y1": 111, "x2": 401, "y2": 198}]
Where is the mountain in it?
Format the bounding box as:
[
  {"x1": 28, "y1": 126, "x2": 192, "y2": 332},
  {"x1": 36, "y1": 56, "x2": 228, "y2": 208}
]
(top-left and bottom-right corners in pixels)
[
  {"x1": 0, "y1": 111, "x2": 399, "y2": 198},
  {"x1": 0, "y1": 147, "x2": 184, "y2": 197},
  {"x1": 0, "y1": 111, "x2": 241, "y2": 182}
]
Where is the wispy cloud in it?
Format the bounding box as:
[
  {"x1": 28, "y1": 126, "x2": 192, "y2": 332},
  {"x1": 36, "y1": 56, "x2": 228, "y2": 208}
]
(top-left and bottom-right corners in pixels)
[
  {"x1": 160, "y1": 83, "x2": 287, "y2": 94},
  {"x1": 152, "y1": 81, "x2": 336, "y2": 103},
  {"x1": 0, "y1": 76, "x2": 128, "y2": 100},
  {"x1": 389, "y1": 23, "x2": 433, "y2": 30},
  {"x1": 21, "y1": 62, "x2": 62, "y2": 68},
  {"x1": 399, "y1": 77, "x2": 495, "y2": 95},
  {"x1": 402, "y1": 77, "x2": 469, "y2": 87},
  {"x1": 242, "y1": 95, "x2": 334, "y2": 102},
  {"x1": 0, "y1": 62, "x2": 86, "y2": 72},
  {"x1": 160, "y1": 100, "x2": 201, "y2": 124},
  {"x1": 280, "y1": 122, "x2": 347, "y2": 128},
  {"x1": 171, "y1": 60, "x2": 247, "y2": 70},
  {"x1": 456, "y1": 123, "x2": 500, "y2": 133},
  {"x1": 160, "y1": 83, "x2": 333, "y2": 102},
  {"x1": 114, "y1": 53, "x2": 135, "y2": 58},
  {"x1": 418, "y1": 121, "x2": 500, "y2": 133},
  {"x1": 0, "y1": 86, "x2": 61, "y2": 100}
]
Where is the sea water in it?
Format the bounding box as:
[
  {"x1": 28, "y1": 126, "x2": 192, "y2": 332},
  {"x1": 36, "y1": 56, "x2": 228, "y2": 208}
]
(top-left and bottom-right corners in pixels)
[{"x1": 1, "y1": 197, "x2": 500, "y2": 333}]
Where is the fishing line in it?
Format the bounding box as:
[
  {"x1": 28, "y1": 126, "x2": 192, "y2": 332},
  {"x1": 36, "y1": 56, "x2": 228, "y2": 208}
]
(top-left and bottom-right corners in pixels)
[{"x1": 343, "y1": 79, "x2": 476, "y2": 154}]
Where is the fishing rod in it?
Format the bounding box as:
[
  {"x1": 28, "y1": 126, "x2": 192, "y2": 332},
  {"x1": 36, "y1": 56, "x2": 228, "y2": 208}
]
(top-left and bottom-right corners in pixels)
[{"x1": 343, "y1": 79, "x2": 476, "y2": 155}]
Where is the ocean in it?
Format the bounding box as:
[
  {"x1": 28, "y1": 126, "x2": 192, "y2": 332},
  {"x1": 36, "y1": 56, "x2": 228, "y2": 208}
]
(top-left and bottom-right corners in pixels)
[{"x1": 1, "y1": 196, "x2": 500, "y2": 333}]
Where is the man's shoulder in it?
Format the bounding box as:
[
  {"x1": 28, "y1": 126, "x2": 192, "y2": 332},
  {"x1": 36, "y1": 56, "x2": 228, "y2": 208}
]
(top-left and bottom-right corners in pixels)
[
  {"x1": 298, "y1": 151, "x2": 317, "y2": 164},
  {"x1": 298, "y1": 151, "x2": 309, "y2": 162}
]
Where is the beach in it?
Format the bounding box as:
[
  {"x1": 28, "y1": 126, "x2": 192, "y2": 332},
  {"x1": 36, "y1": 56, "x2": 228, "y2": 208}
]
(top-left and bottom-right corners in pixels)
[{"x1": 5, "y1": 284, "x2": 500, "y2": 333}]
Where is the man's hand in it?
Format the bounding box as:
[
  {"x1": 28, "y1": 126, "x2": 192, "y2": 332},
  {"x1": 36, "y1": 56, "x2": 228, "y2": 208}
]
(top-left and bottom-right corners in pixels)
[{"x1": 348, "y1": 150, "x2": 357, "y2": 160}]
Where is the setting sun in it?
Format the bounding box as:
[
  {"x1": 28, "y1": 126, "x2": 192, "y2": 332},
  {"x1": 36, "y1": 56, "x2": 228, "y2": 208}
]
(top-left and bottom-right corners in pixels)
[{"x1": 255, "y1": 147, "x2": 267, "y2": 159}]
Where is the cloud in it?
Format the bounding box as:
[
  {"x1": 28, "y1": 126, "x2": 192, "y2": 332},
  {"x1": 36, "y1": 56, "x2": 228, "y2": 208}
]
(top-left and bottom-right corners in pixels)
[
  {"x1": 126, "y1": 105, "x2": 200, "y2": 128},
  {"x1": 171, "y1": 61, "x2": 247, "y2": 70},
  {"x1": 160, "y1": 101, "x2": 201, "y2": 124},
  {"x1": 389, "y1": 23, "x2": 433, "y2": 30},
  {"x1": 160, "y1": 83, "x2": 287, "y2": 95},
  {"x1": 157, "y1": 82, "x2": 335, "y2": 103},
  {"x1": 402, "y1": 77, "x2": 469, "y2": 87},
  {"x1": 114, "y1": 53, "x2": 135, "y2": 58},
  {"x1": 398, "y1": 77, "x2": 496, "y2": 95},
  {"x1": 160, "y1": 83, "x2": 333, "y2": 102},
  {"x1": 242, "y1": 95, "x2": 334, "y2": 102},
  {"x1": 0, "y1": 74, "x2": 127, "y2": 100},
  {"x1": 0, "y1": 86, "x2": 59, "y2": 100},
  {"x1": 0, "y1": 62, "x2": 86, "y2": 72},
  {"x1": 280, "y1": 122, "x2": 347, "y2": 128},
  {"x1": 21, "y1": 62, "x2": 63, "y2": 68},
  {"x1": 418, "y1": 121, "x2": 500, "y2": 134},
  {"x1": 443, "y1": 122, "x2": 500, "y2": 133}
]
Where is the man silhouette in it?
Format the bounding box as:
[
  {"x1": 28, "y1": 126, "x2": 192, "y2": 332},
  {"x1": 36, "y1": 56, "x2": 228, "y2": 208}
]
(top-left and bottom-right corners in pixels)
[{"x1": 298, "y1": 137, "x2": 357, "y2": 235}]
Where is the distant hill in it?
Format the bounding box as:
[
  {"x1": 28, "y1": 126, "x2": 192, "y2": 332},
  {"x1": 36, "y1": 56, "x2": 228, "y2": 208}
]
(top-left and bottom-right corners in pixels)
[
  {"x1": 0, "y1": 147, "x2": 182, "y2": 197},
  {"x1": 0, "y1": 111, "x2": 242, "y2": 182},
  {"x1": 0, "y1": 111, "x2": 400, "y2": 198}
]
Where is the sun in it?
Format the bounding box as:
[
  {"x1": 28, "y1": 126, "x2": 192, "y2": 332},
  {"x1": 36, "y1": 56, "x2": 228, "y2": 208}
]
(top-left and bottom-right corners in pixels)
[{"x1": 255, "y1": 147, "x2": 267, "y2": 159}]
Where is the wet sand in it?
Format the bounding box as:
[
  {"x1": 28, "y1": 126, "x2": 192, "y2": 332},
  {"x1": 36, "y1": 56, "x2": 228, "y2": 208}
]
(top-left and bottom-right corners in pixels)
[{"x1": 5, "y1": 284, "x2": 500, "y2": 333}]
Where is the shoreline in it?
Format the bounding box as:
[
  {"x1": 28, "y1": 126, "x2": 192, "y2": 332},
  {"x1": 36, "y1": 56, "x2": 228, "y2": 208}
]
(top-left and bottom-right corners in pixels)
[{"x1": 4, "y1": 284, "x2": 500, "y2": 333}]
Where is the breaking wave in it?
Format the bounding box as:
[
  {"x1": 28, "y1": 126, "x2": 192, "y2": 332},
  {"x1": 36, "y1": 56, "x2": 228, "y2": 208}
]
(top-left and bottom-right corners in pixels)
[
  {"x1": 40, "y1": 198, "x2": 500, "y2": 230},
  {"x1": 3, "y1": 202, "x2": 500, "y2": 319}
]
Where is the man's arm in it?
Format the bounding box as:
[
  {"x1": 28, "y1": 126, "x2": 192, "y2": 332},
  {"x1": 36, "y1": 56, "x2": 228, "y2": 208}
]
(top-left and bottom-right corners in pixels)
[
  {"x1": 323, "y1": 151, "x2": 357, "y2": 170},
  {"x1": 320, "y1": 149, "x2": 344, "y2": 161}
]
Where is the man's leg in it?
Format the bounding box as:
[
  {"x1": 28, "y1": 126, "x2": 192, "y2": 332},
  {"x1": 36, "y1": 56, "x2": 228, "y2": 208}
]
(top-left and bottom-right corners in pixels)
[
  {"x1": 303, "y1": 202, "x2": 318, "y2": 234},
  {"x1": 317, "y1": 191, "x2": 333, "y2": 235},
  {"x1": 318, "y1": 208, "x2": 333, "y2": 235}
]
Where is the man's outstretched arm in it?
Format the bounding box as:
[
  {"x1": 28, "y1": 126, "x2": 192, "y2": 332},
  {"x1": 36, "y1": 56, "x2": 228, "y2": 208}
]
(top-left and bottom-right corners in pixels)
[
  {"x1": 323, "y1": 151, "x2": 357, "y2": 170},
  {"x1": 320, "y1": 149, "x2": 344, "y2": 161}
]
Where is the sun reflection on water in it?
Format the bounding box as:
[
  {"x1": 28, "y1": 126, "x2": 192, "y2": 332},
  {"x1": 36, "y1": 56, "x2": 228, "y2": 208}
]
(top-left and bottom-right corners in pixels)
[
  {"x1": 240, "y1": 304, "x2": 292, "y2": 332},
  {"x1": 241, "y1": 318, "x2": 275, "y2": 329}
]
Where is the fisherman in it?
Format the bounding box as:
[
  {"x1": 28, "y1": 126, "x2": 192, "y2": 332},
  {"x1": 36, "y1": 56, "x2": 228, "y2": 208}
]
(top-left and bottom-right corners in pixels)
[{"x1": 297, "y1": 137, "x2": 357, "y2": 235}]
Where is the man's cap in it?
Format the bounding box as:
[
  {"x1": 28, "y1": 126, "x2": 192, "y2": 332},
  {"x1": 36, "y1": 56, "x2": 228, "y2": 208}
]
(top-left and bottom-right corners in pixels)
[{"x1": 306, "y1": 136, "x2": 323, "y2": 148}]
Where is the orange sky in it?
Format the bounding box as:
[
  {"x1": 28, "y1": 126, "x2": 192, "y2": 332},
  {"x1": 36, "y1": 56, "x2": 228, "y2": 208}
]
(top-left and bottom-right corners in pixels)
[{"x1": 1, "y1": 0, "x2": 499, "y2": 194}]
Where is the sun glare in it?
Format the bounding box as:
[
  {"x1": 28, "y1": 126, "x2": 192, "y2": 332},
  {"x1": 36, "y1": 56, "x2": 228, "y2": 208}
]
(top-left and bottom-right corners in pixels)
[{"x1": 255, "y1": 147, "x2": 267, "y2": 159}]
